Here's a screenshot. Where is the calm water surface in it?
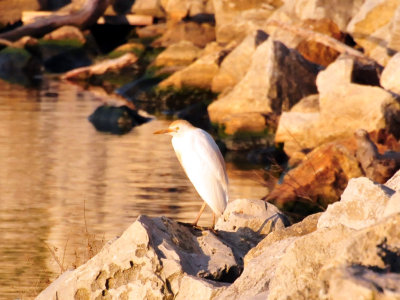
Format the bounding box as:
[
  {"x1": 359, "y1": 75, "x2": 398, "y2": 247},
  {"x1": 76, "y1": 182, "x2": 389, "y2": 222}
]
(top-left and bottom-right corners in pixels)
[{"x1": 0, "y1": 79, "x2": 269, "y2": 299}]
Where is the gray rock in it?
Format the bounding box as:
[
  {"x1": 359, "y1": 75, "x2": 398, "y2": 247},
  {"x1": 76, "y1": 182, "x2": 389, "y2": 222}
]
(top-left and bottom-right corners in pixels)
[{"x1": 318, "y1": 177, "x2": 395, "y2": 230}]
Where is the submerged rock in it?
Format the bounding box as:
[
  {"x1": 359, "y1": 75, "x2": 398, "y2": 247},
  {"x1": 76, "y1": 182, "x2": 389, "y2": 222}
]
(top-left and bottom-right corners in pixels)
[{"x1": 88, "y1": 105, "x2": 150, "y2": 135}]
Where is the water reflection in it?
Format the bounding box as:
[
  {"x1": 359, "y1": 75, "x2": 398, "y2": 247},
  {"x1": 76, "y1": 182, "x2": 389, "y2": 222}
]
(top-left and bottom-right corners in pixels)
[{"x1": 0, "y1": 79, "x2": 269, "y2": 298}]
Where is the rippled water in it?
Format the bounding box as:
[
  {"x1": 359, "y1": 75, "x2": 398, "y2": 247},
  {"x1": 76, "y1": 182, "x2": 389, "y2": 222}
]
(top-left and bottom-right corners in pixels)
[{"x1": 0, "y1": 79, "x2": 269, "y2": 299}]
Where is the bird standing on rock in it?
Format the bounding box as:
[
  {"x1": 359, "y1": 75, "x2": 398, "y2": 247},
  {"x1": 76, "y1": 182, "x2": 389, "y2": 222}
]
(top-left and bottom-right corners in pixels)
[{"x1": 154, "y1": 120, "x2": 229, "y2": 228}]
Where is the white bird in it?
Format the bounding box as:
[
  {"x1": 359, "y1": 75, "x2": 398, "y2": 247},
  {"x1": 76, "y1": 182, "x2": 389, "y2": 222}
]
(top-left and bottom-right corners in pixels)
[{"x1": 154, "y1": 120, "x2": 229, "y2": 228}]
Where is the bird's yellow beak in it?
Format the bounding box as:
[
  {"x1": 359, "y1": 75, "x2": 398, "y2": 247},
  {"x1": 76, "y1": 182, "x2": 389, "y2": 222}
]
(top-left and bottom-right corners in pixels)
[{"x1": 153, "y1": 128, "x2": 175, "y2": 134}]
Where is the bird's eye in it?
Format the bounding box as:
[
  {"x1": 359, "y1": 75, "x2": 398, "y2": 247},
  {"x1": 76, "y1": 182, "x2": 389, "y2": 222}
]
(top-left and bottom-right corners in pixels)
[{"x1": 175, "y1": 126, "x2": 179, "y2": 131}]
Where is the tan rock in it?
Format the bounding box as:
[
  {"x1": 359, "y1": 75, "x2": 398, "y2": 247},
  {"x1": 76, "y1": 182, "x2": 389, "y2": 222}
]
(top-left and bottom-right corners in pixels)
[
  {"x1": 163, "y1": 0, "x2": 214, "y2": 21},
  {"x1": 318, "y1": 177, "x2": 395, "y2": 230},
  {"x1": 153, "y1": 21, "x2": 216, "y2": 48},
  {"x1": 208, "y1": 38, "x2": 319, "y2": 127},
  {"x1": 386, "y1": 168, "x2": 400, "y2": 190},
  {"x1": 159, "y1": 43, "x2": 222, "y2": 89},
  {"x1": 136, "y1": 23, "x2": 168, "y2": 38},
  {"x1": 276, "y1": 56, "x2": 400, "y2": 156},
  {"x1": 221, "y1": 113, "x2": 267, "y2": 135},
  {"x1": 131, "y1": 0, "x2": 165, "y2": 18},
  {"x1": 211, "y1": 30, "x2": 268, "y2": 93},
  {"x1": 290, "y1": 94, "x2": 319, "y2": 113},
  {"x1": 381, "y1": 52, "x2": 400, "y2": 95},
  {"x1": 154, "y1": 40, "x2": 202, "y2": 67},
  {"x1": 213, "y1": 0, "x2": 282, "y2": 44},
  {"x1": 112, "y1": 42, "x2": 145, "y2": 54},
  {"x1": 347, "y1": 0, "x2": 400, "y2": 65},
  {"x1": 43, "y1": 26, "x2": 86, "y2": 44},
  {"x1": 37, "y1": 216, "x2": 236, "y2": 299}
]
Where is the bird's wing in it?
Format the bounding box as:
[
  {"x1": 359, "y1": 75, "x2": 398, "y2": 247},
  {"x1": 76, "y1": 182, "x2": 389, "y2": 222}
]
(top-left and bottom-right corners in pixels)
[{"x1": 173, "y1": 129, "x2": 229, "y2": 215}]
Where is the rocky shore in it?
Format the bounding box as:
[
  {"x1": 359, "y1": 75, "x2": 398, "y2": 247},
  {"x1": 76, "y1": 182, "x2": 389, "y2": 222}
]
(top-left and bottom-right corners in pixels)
[{"x1": 37, "y1": 171, "x2": 400, "y2": 299}]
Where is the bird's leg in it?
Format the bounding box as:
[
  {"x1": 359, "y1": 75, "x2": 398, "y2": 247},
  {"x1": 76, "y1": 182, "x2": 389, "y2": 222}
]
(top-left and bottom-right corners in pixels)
[{"x1": 192, "y1": 202, "x2": 206, "y2": 226}]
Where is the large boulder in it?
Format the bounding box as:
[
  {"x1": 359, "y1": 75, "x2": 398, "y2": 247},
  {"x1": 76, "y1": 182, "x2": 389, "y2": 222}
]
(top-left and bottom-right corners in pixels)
[
  {"x1": 211, "y1": 30, "x2": 268, "y2": 93},
  {"x1": 381, "y1": 52, "x2": 400, "y2": 95},
  {"x1": 267, "y1": 139, "x2": 363, "y2": 215},
  {"x1": 208, "y1": 38, "x2": 320, "y2": 133},
  {"x1": 317, "y1": 177, "x2": 395, "y2": 230},
  {"x1": 275, "y1": 56, "x2": 400, "y2": 157},
  {"x1": 37, "y1": 199, "x2": 288, "y2": 299},
  {"x1": 347, "y1": 0, "x2": 400, "y2": 66}
]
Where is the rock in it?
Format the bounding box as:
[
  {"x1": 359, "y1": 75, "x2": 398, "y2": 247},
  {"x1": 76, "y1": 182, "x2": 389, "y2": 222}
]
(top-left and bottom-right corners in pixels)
[
  {"x1": 267, "y1": 140, "x2": 363, "y2": 217},
  {"x1": 268, "y1": 214, "x2": 400, "y2": 299},
  {"x1": 386, "y1": 168, "x2": 400, "y2": 190},
  {"x1": 215, "y1": 199, "x2": 289, "y2": 261},
  {"x1": 215, "y1": 213, "x2": 320, "y2": 300},
  {"x1": 152, "y1": 21, "x2": 216, "y2": 48},
  {"x1": 212, "y1": 0, "x2": 282, "y2": 44},
  {"x1": 295, "y1": 18, "x2": 343, "y2": 66},
  {"x1": 317, "y1": 177, "x2": 395, "y2": 230},
  {"x1": 88, "y1": 104, "x2": 150, "y2": 135},
  {"x1": 131, "y1": 0, "x2": 165, "y2": 18},
  {"x1": 381, "y1": 52, "x2": 400, "y2": 94},
  {"x1": 208, "y1": 38, "x2": 320, "y2": 130},
  {"x1": 163, "y1": 0, "x2": 214, "y2": 21},
  {"x1": 37, "y1": 216, "x2": 236, "y2": 299},
  {"x1": 153, "y1": 40, "x2": 202, "y2": 67},
  {"x1": 42, "y1": 25, "x2": 86, "y2": 44},
  {"x1": 111, "y1": 42, "x2": 146, "y2": 56},
  {"x1": 275, "y1": 56, "x2": 400, "y2": 157},
  {"x1": 0, "y1": 0, "x2": 41, "y2": 27},
  {"x1": 136, "y1": 23, "x2": 168, "y2": 39},
  {"x1": 211, "y1": 30, "x2": 269, "y2": 93},
  {"x1": 0, "y1": 47, "x2": 42, "y2": 85},
  {"x1": 221, "y1": 113, "x2": 267, "y2": 135},
  {"x1": 279, "y1": 0, "x2": 365, "y2": 31},
  {"x1": 159, "y1": 42, "x2": 222, "y2": 89},
  {"x1": 289, "y1": 94, "x2": 319, "y2": 113},
  {"x1": 346, "y1": 0, "x2": 400, "y2": 65}
]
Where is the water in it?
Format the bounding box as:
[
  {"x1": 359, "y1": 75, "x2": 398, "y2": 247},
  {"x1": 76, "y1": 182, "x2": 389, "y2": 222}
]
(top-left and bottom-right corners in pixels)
[{"x1": 0, "y1": 79, "x2": 269, "y2": 299}]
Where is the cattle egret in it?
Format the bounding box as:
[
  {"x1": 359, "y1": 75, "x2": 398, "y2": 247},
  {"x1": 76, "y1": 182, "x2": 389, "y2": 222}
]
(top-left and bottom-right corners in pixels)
[{"x1": 154, "y1": 120, "x2": 229, "y2": 227}]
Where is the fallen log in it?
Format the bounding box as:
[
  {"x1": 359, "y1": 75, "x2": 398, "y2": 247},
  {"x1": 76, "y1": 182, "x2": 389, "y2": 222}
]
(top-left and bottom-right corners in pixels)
[
  {"x1": 0, "y1": 0, "x2": 109, "y2": 41},
  {"x1": 62, "y1": 52, "x2": 138, "y2": 80}
]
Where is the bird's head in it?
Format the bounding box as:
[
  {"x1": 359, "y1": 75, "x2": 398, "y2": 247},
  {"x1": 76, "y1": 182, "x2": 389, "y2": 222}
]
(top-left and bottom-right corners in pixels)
[{"x1": 153, "y1": 119, "x2": 194, "y2": 136}]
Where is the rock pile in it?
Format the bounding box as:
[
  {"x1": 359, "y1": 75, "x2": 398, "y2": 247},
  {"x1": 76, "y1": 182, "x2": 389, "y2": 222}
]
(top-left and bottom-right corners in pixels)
[{"x1": 37, "y1": 170, "x2": 400, "y2": 299}]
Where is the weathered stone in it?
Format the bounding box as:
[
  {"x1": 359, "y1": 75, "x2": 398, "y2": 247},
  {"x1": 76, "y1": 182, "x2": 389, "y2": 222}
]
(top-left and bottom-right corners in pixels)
[
  {"x1": 212, "y1": 30, "x2": 268, "y2": 93},
  {"x1": 289, "y1": 94, "x2": 319, "y2": 113},
  {"x1": 386, "y1": 168, "x2": 400, "y2": 190},
  {"x1": 317, "y1": 177, "x2": 395, "y2": 230},
  {"x1": 43, "y1": 26, "x2": 86, "y2": 44},
  {"x1": 154, "y1": 40, "x2": 202, "y2": 67},
  {"x1": 267, "y1": 140, "x2": 363, "y2": 214},
  {"x1": 279, "y1": 0, "x2": 364, "y2": 31},
  {"x1": 136, "y1": 23, "x2": 168, "y2": 39},
  {"x1": 131, "y1": 0, "x2": 165, "y2": 18},
  {"x1": 153, "y1": 21, "x2": 216, "y2": 48},
  {"x1": 162, "y1": 0, "x2": 214, "y2": 21},
  {"x1": 215, "y1": 199, "x2": 289, "y2": 261},
  {"x1": 208, "y1": 38, "x2": 319, "y2": 128},
  {"x1": 276, "y1": 56, "x2": 400, "y2": 156},
  {"x1": 295, "y1": 18, "x2": 343, "y2": 66},
  {"x1": 221, "y1": 112, "x2": 267, "y2": 135},
  {"x1": 37, "y1": 215, "x2": 237, "y2": 299},
  {"x1": 347, "y1": 0, "x2": 400, "y2": 65},
  {"x1": 0, "y1": 0, "x2": 41, "y2": 27},
  {"x1": 212, "y1": 0, "x2": 282, "y2": 44},
  {"x1": 159, "y1": 42, "x2": 222, "y2": 89},
  {"x1": 381, "y1": 52, "x2": 400, "y2": 95}
]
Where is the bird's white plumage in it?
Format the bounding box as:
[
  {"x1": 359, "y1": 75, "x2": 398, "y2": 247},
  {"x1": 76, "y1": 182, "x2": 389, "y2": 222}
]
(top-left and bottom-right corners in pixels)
[{"x1": 172, "y1": 127, "x2": 228, "y2": 215}]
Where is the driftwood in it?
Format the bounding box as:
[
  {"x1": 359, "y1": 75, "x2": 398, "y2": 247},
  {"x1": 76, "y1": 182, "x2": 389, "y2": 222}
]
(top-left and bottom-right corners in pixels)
[
  {"x1": 0, "y1": 0, "x2": 109, "y2": 41},
  {"x1": 62, "y1": 52, "x2": 138, "y2": 79},
  {"x1": 22, "y1": 11, "x2": 153, "y2": 26},
  {"x1": 266, "y1": 20, "x2": 378, "y2": 66}
]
